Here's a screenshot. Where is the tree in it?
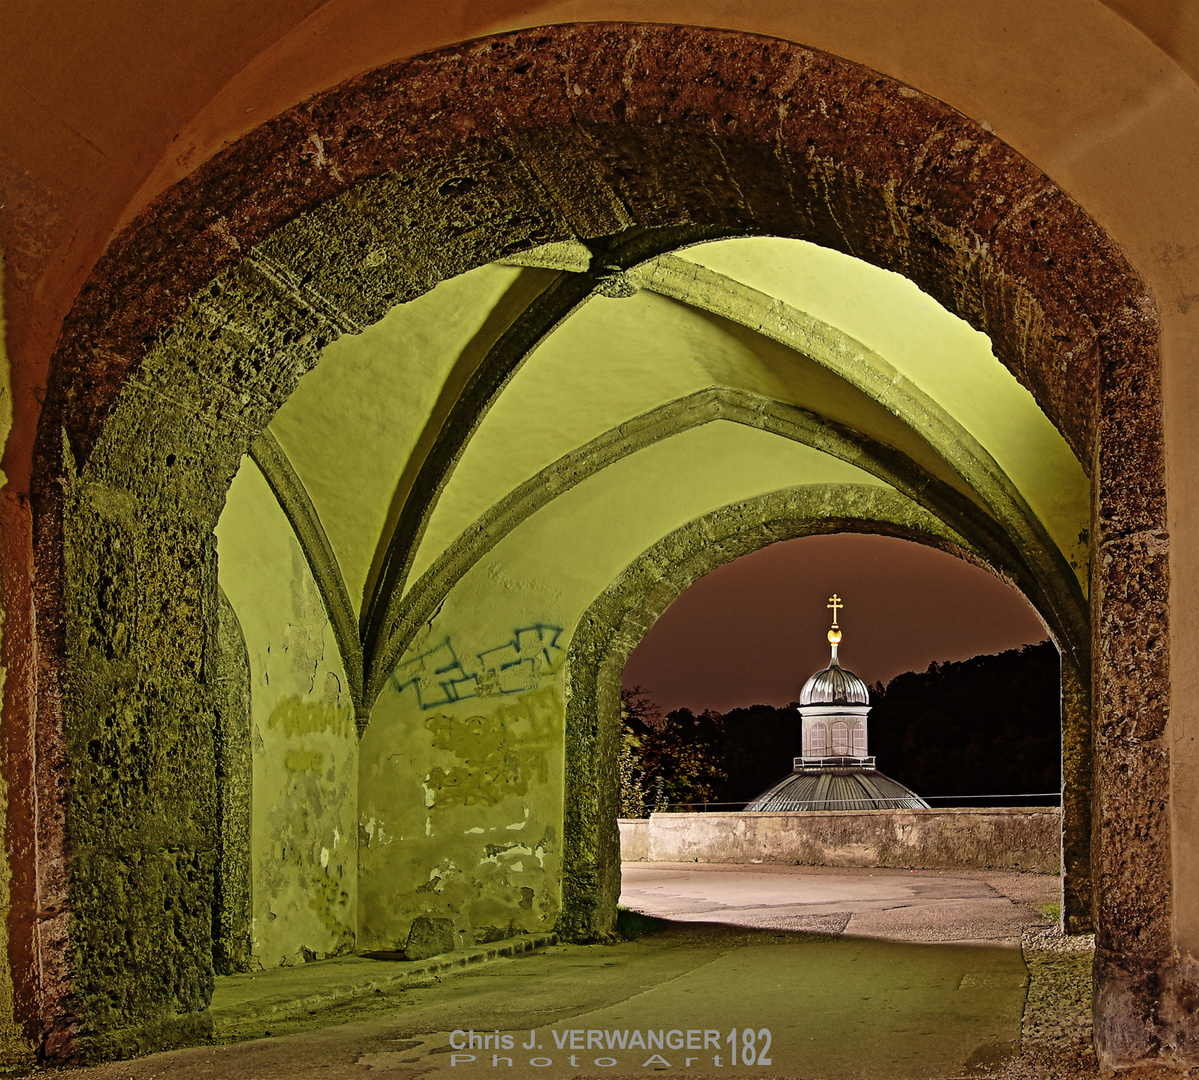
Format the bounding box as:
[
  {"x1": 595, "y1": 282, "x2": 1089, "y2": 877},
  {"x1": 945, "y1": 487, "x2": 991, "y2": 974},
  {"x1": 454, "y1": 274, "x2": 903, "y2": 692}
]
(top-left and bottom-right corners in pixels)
[
  {"x1": 713, "y1": 703, "x2": 800, "y2": 802},
  {"x1": 620, "y1": 642, "x2": 1060, "y2": 810},
  {"x1": 618, "y1": 689, "x2": 726, "y2": 814},
  {"x1": 618, "y1": 687, "x2": 664, "y2": 818},
  {"x1": 867, "y1": 641, "x2": 1060, "y2": 802}
]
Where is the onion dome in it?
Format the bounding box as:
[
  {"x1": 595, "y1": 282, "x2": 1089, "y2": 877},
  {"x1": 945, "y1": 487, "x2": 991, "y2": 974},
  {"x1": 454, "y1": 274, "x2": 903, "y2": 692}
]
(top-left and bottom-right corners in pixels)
[
  {"x1": 746, "y1": 594, "x2": 929, "y2": 812},
  {"x1": 799, "y1": 628, "x2": 870, "y2": 706}
]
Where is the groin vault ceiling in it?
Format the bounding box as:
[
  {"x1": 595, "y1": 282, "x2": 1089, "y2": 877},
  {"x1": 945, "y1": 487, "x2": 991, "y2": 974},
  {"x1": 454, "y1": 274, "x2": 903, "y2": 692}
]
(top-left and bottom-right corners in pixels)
[
  {"x1": 217, "y1": 234, "x2": 1089, "y2": 724},
  {"x1": 10, "y1": 6, "x2": 1193, "y2": 1065}
]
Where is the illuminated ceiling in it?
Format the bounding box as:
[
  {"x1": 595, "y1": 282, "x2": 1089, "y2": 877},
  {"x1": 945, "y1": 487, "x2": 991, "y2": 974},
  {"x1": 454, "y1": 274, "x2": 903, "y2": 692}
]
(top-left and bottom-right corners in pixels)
[{"x1": 216, "y1": 235, "x2": 1088, "y2": 717}]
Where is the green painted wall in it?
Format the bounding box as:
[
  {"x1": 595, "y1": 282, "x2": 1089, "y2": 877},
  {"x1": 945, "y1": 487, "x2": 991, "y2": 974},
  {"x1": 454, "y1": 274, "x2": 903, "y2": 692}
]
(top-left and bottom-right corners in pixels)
[
  {"x1": 676, "y1": 239, "x2": 1089, "y2": 577},
  {"x1": 216, "y1": 460, "x2": 358, "y2": 968},
  {"x1": 359, "y1": 682, "x2": 564, "y2": 952},
  {"x1": 359, "y1": 422, "x2": 887, "y2": 946},
  {"x1": 270, "y1": 263, "x2": 529, "y2": 613}
]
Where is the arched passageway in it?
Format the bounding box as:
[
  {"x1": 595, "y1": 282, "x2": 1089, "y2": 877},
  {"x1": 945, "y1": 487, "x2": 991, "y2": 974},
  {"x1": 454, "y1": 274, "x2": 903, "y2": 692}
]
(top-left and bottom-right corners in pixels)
[
  {"x1": 13, "y1": 22, "x2": 1169, "y2": 1071},
  {"x1": 616, "y1": 529, "x2": 1064, "y2": 804}
]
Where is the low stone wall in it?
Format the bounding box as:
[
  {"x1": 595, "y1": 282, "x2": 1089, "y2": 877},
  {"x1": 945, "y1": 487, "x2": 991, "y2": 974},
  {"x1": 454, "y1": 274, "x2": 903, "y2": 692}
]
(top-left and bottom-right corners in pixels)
[
  {"x1": 620, "y1": 818, "x2": 651, "y2": 861},
  {"x1": 619, "y1": 808, "x2": 1061, "y2": 873}
]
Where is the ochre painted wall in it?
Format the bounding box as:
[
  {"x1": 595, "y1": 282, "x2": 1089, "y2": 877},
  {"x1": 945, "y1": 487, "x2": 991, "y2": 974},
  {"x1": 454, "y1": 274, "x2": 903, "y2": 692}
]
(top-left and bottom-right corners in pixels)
[{"x1": 0, "y1": 255, "x2": 31, "y2": 1065}]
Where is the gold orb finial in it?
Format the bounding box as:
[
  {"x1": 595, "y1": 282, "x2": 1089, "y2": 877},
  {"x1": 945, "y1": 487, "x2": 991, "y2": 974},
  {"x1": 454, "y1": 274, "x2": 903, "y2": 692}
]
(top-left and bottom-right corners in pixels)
[{"x1": 828, "y1": 628, "x2": 843, "y2": 644}]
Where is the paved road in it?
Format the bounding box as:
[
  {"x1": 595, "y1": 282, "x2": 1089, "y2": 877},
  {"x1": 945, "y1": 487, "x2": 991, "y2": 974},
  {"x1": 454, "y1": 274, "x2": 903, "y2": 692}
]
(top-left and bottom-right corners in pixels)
[
  {"x1": 620, "y1": 863, "x2": 1054, "y2": 944},
  {"x1": 46, "y1": 865, "x2": 1057, "y2": 1080}
]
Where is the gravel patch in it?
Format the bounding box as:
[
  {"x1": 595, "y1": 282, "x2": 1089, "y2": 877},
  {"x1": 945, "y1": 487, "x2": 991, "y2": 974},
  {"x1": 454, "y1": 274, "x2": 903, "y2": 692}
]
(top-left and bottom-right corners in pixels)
[{"x1": 987, "y1": 925, "x2": 1098, "y2": 1079}]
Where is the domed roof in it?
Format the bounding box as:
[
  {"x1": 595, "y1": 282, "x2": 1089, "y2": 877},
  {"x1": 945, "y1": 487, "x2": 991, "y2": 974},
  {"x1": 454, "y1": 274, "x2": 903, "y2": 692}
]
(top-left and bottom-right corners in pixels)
[
  {"x1": 746, "y1": 764, "x2": 928, "y2": 811},
  {"x1": 799, "y1": 627, "x2": 869, "y2": 706},
  {"x1": 799, "y1": 659, "x2": 870, "y2": 706}
]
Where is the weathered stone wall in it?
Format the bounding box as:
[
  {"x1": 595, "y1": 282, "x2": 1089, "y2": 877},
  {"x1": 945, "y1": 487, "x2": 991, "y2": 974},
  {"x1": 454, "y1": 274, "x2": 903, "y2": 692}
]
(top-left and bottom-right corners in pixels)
[
  {"x1": 251, "y1": 700, "x2": 357, "y2": 968},
  {"x1": 621, "y1": 808, "x2": 1061, "y2": 874},
  {"x1": 57, "y1": 428, "x2": 227, "y2": 1061},
  {"x1": 21, "y1": 21, "x2": 1163, "y2": 1064}
]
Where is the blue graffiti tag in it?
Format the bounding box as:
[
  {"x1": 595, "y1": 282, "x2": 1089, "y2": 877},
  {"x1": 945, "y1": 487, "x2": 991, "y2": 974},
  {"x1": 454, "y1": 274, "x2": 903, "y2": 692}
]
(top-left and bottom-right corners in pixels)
[{"x1": 392, "y1": 624, "x2": 565, "y2": 709}]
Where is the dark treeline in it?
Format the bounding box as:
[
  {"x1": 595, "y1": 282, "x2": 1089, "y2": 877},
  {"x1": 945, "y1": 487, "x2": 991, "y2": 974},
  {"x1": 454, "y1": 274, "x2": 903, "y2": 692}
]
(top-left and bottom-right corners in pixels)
[
  {"x1": 868, "y1": 640, "x2": 1060, "y2": 800},
  {"x1": 621, "y1": 640, "x2": 1060, "y2": 815}
]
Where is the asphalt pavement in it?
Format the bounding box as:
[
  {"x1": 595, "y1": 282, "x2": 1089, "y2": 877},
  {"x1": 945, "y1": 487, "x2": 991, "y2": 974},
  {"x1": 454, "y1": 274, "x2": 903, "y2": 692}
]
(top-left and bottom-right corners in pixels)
[{"x1": 39, "y1": 864, "x2": 1058, "y2": 1080}]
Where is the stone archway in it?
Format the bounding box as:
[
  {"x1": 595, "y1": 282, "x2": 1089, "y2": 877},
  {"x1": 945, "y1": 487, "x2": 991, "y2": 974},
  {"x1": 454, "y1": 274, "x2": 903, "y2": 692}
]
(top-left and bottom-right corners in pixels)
[
  {"x1": 24, "y1": 22, "x2": 1163, "y2": 1067},
  {"x1": 559, "y1": 484, "x2": 1093, "y2": 941},
  {"x1": 559, "y1": 483, "x2": 1003, "y2": 940}
]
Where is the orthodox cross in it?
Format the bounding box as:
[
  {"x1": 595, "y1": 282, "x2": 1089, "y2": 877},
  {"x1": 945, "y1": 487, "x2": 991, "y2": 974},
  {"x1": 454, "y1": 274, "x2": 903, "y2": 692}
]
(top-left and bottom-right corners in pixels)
[{"x1": 827, "y1": 593, "x2": 843, "y2": 627}]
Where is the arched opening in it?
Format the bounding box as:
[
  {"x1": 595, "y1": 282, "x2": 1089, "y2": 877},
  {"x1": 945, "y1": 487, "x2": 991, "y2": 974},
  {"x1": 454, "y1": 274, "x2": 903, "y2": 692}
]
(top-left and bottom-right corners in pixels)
[
  {"x1": 566, "y1": 500, "x2": 1072, "y2": 930},
  {"x1": 25, "y1": 24, "x2": 1161, "y2": 1066},
  {"x1": 618, "y1": 531, "x2": 1061, "y2": 812}
]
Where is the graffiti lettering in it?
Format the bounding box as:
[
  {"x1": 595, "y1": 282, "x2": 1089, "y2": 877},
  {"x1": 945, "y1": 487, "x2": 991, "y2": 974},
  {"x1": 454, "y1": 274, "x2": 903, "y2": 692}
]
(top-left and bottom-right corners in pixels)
[{"x1": 393, "y1": 625, "x2": 564, "y2": 709}]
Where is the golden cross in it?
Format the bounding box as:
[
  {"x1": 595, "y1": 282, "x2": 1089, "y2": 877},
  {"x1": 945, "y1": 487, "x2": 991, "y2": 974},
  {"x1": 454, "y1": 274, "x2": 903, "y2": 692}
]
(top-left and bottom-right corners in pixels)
[{"x1": 827, "y1": 594, "x2": 843, "y2": 627}]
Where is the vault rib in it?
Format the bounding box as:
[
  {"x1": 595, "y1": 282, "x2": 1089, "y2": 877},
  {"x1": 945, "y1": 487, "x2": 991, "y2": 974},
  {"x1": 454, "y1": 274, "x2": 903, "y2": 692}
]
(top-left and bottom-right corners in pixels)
[{"x1": 249, "y1": 428, "x2": 366, "y2": 726}]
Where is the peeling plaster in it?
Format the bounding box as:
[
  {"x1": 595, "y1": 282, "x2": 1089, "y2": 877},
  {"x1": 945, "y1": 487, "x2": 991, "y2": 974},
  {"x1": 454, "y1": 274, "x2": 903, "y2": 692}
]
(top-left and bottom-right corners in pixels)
[{"x1": 359, "y1": 682, "x2": 563, "y2": 952}]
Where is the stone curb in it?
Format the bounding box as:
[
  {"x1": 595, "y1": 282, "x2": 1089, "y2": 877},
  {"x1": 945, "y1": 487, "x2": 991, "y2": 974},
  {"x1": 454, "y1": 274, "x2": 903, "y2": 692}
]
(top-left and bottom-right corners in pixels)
[{"x1": 211, "y1": 933, "x2": 558, "y2": 1034}]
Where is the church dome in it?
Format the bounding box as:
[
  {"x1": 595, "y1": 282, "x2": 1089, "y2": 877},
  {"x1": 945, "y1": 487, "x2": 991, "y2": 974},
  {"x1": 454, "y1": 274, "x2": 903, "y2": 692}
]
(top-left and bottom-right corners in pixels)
[
  {"x1": 799, "y1": 661, "x2": 870, "y2": 706},
  {"x1": 745, "y1": 595, "x2": 927, "y2": 812},
  {"x1": 799, "y1": 627, "x2": 869, "y2": 705}
]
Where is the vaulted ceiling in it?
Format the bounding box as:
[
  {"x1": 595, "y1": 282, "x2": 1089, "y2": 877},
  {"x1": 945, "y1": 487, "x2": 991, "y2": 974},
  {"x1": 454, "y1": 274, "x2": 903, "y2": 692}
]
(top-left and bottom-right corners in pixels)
[{"x1": 215, "y1": 235, "x2": 1089, "y2": 717}]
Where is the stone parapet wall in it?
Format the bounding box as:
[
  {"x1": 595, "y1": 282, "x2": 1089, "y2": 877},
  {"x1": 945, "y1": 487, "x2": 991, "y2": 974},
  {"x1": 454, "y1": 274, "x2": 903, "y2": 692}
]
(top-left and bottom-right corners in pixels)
[{"x1": 619, "y1": 808, "x2": 1061, "y2": 874}]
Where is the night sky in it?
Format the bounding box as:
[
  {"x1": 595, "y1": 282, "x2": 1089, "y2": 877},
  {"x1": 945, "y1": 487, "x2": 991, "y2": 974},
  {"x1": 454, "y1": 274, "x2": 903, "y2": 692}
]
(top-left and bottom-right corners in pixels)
[{"x1": 622, "y1": 533, "x2": 1051, "y2": 715}]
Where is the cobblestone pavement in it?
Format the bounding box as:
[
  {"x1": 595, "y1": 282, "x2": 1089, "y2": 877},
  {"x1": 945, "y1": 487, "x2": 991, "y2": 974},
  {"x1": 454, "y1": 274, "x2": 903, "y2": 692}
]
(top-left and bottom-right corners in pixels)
[{"x1": 987, "y1": 926, "x2": 1098, "y2": 1080}]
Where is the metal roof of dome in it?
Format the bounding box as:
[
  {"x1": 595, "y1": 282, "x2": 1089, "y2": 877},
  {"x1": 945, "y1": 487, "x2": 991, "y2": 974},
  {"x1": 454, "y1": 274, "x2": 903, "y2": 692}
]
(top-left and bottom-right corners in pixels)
[
  {"x1": 799, "y1": 622, "x2": 869, "y2": 706},
  {"x1": 799, "y1": 660, "x2": 870, "y2": 706},
  {"x1": 745, "y1": 764, "x2": 929, "y2": 811}
]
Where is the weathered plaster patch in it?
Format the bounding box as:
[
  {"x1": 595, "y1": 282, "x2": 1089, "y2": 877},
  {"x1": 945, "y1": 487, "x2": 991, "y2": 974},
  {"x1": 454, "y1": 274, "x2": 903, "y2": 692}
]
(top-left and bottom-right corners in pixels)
[
  {"x1": 254, "y1": 699, "x2": 357, "y2": 968},
  {"x1": 358, "y1": 682, "x2": 564, "y2": 952}
]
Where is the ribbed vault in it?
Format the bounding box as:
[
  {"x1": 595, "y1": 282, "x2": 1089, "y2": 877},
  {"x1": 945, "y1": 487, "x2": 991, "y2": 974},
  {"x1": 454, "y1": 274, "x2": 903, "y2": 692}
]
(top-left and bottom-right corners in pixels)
[
  {"x1": 235, "y1": 236, "x2": 1091, "y2": 718},
  {"x1": 26, "y1": 23, "x2": 1162, "y2": 1066}
]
